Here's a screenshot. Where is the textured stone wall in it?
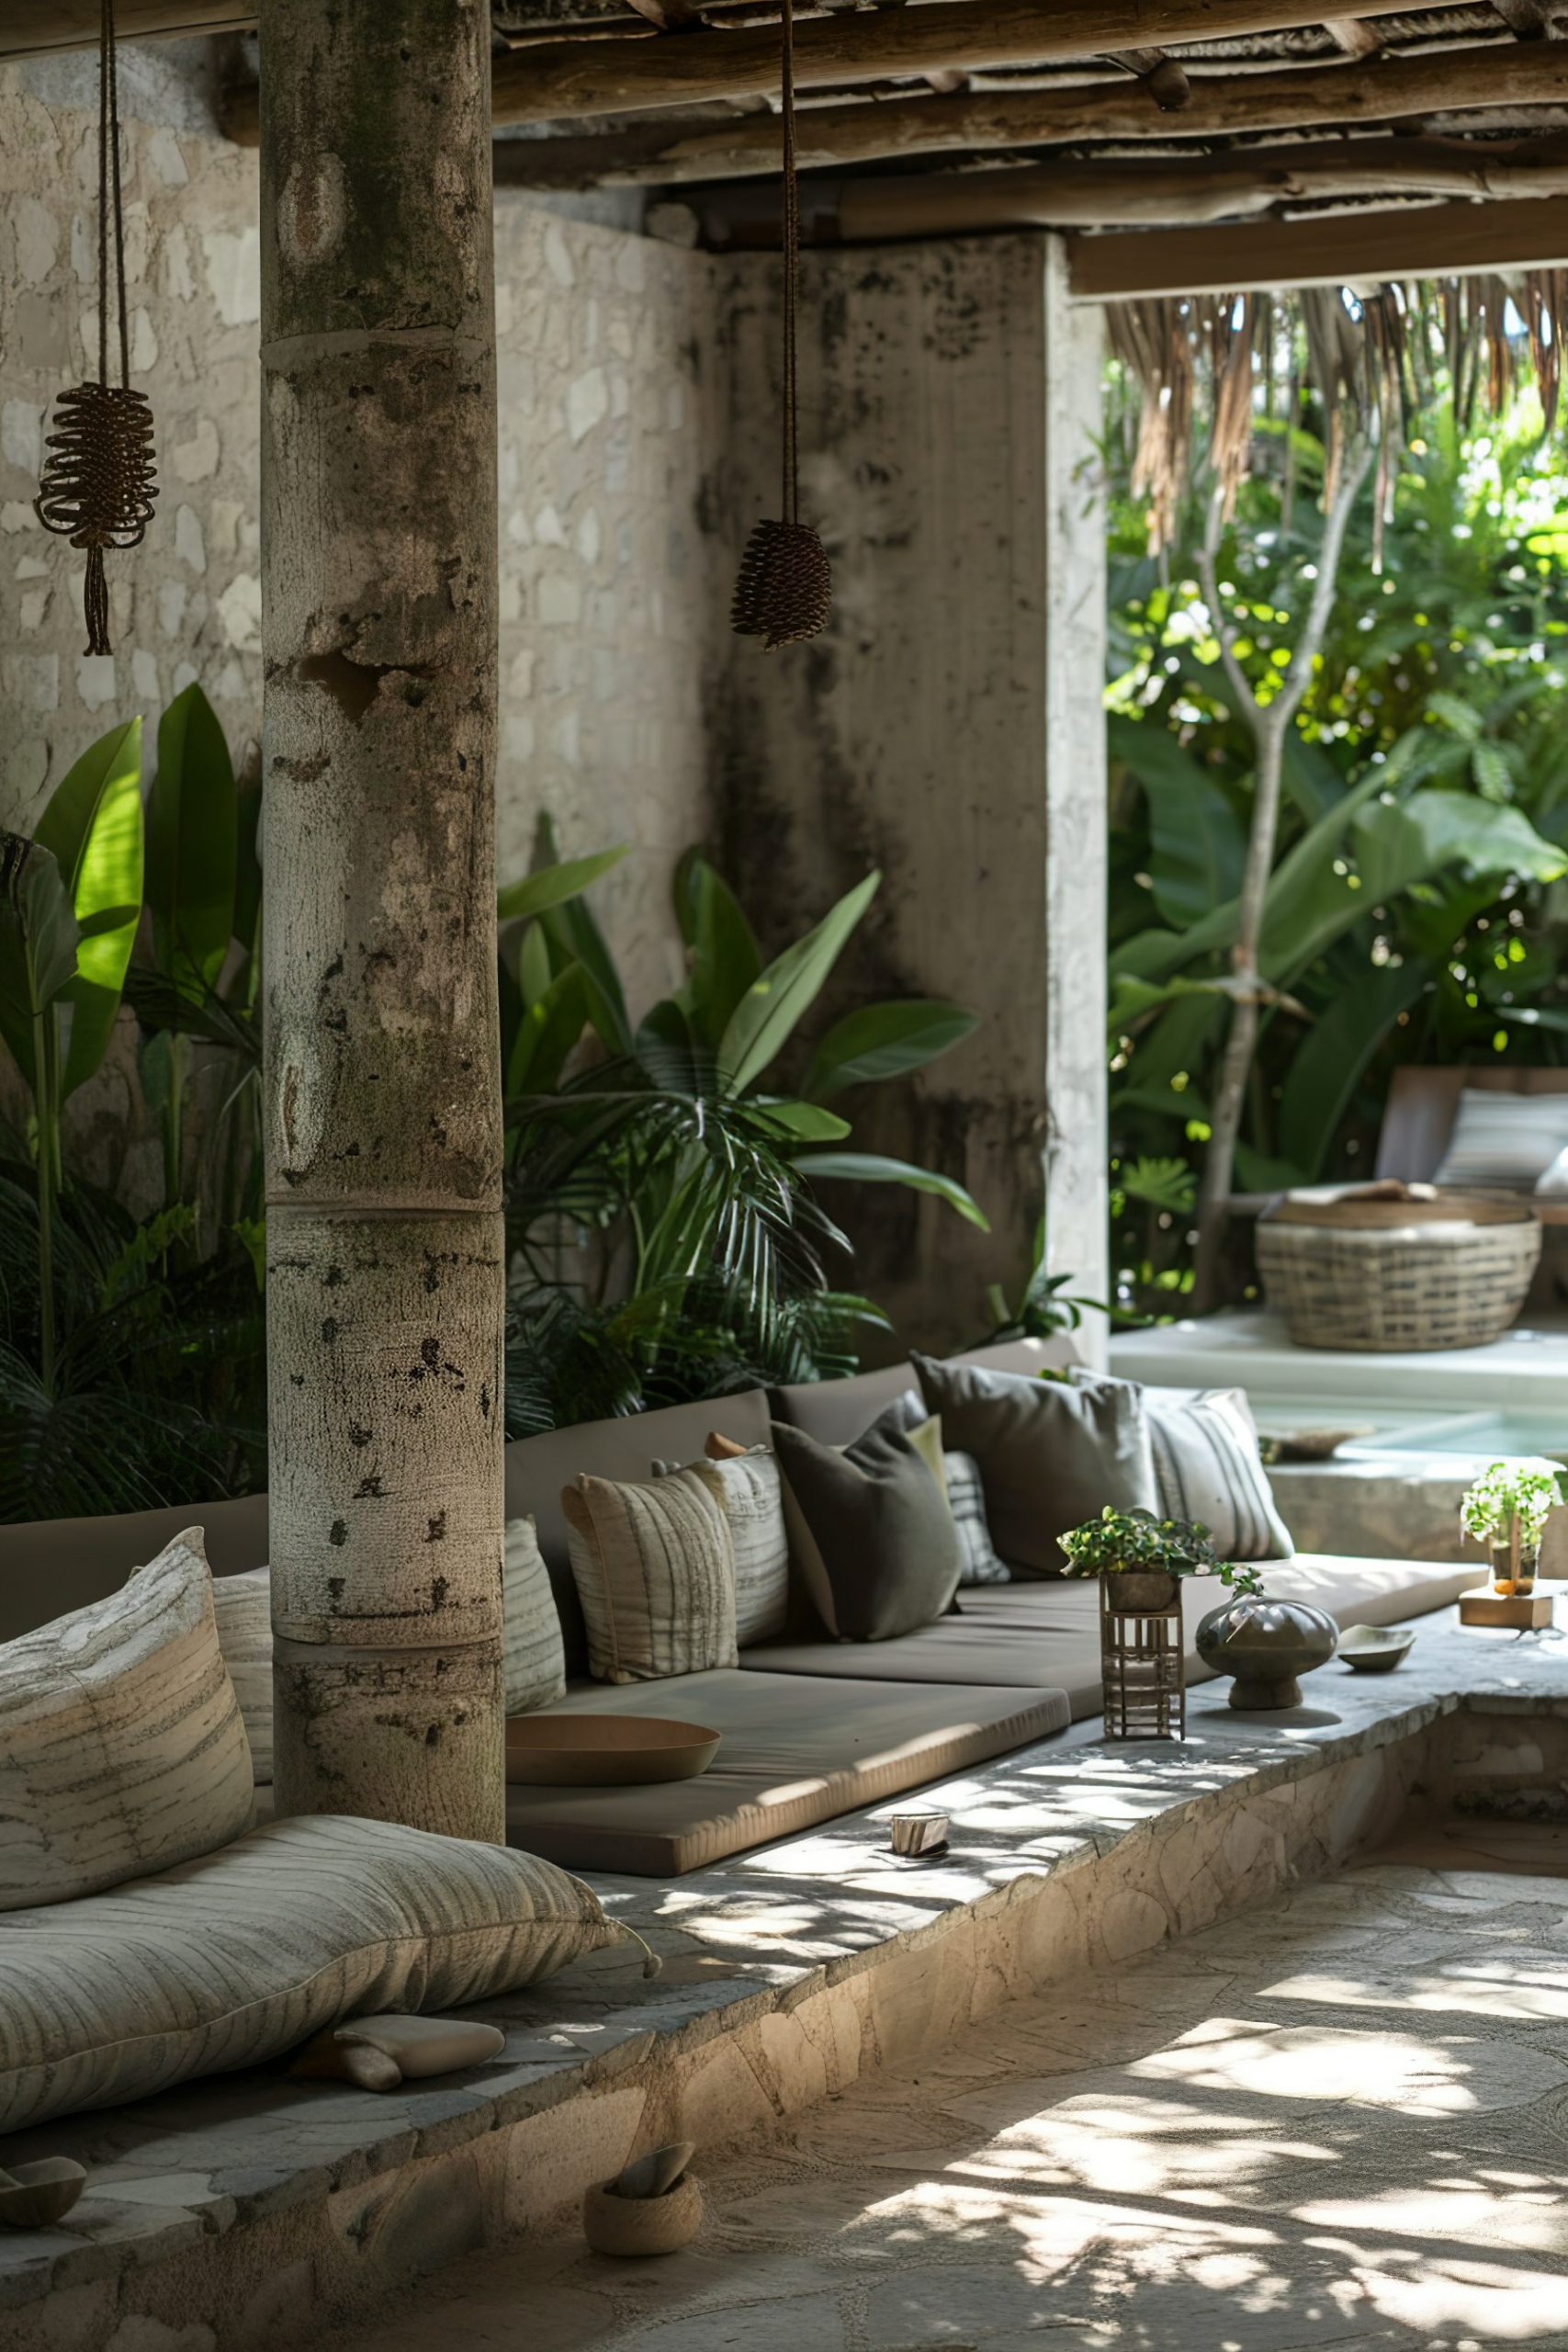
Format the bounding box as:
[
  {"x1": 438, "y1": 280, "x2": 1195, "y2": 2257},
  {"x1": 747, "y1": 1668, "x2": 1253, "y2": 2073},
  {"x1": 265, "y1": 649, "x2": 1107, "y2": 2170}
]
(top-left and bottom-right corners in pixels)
[
  {"x1": 712, "y1": 236, "x2": 1108, "y2": 1351},
  {"x1": 492, "y1": 199, "x2": 726, "y2": 1020},
  {"x1": 0, "y1": 44, "x2": 262, "y2": 830}
]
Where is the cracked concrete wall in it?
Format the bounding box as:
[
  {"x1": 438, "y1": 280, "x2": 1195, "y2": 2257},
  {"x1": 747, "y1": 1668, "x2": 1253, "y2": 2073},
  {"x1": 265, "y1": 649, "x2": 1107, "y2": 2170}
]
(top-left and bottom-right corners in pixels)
[
  {"x1": 492, "y1": 198, "x2": 727, "y2": 1020},
  {"x1": 712, "y1": 236, "x2": 1109, "y2": 1354},
  {"x1": 0, "y1": 44, "x2": 263, "y2": 833}
]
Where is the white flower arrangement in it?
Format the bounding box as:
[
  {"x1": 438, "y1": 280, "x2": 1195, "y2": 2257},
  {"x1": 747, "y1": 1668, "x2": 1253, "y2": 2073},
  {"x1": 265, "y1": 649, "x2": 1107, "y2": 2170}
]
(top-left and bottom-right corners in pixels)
[{"x1": 1460, "y1": 1458, "x2": 1564, "y2": 1549}]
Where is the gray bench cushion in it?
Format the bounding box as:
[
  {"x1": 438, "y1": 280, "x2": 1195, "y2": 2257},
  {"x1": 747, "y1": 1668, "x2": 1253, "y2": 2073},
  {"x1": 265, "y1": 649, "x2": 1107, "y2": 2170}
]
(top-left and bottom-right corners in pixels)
[
  {"x1": 742, "y1": 1555, "x2": 1483, "y2": 1720},
  {"x1": 0, "y1": 1814, "x2": 622, "y2": 2136},
  {"x1": 504, "y1": 1668, "x2": 1070, "y2": 1875}
]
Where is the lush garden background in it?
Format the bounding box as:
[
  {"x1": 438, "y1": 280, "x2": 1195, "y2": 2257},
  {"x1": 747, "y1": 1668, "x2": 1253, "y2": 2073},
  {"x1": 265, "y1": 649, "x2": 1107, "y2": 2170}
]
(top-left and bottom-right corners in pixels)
[{"x1": 1105, "y1": 354, "x2": 1568, "y2": 1320}]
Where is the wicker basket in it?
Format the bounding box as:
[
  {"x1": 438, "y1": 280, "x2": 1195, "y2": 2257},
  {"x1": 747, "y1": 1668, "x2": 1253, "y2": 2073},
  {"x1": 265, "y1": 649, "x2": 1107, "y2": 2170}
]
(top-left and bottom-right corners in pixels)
[{"x1": 1256, "y1": 1187, "x2": 1540, "y2": 1351}]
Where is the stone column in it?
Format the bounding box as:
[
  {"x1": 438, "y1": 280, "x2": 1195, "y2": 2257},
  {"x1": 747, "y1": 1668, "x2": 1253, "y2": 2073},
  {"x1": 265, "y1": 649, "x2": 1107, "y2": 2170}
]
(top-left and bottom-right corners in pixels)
[
  {"x1": 1041, "y1": 241, "x2": 1110, "y2": 1367},
  {"x1": 259, "y1": 0, "x2": 505, "y2": 1839},
  {"x1": 715, "y1": 232, "x2": 1109, "y2": 1359}
]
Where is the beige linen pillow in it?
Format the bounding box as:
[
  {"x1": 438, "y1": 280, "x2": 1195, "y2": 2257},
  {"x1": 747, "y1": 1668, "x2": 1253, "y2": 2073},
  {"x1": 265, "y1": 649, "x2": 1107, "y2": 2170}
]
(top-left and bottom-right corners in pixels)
[
  {"x1": 0, "y1": 1528, "x2": 254, "y2": 1911},
  {"x1": 563, "y1": 1464, "x2": 738, "y2": 1683}
]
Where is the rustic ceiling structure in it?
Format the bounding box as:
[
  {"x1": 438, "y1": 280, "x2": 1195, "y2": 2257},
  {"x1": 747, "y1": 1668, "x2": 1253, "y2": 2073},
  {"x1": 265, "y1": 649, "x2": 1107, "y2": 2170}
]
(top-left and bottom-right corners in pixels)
[{"x1": 6, "y1": 2, "x2": 1568, "y2": 287}]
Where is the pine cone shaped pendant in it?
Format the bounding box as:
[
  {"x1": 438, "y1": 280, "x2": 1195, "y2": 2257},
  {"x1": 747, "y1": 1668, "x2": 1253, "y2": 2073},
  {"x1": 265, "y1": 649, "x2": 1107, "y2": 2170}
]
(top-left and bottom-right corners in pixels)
[
  {"x1": 731, "y1": 517, "x2": 832, "y2": 650},
  {"x1": 35, "y1": 381, "x2": 159, "y2": 656}
]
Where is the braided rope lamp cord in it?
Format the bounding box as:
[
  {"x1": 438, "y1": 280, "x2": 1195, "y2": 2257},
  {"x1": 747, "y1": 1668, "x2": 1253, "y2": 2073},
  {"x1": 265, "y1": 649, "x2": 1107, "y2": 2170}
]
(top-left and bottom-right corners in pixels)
[{"x1": 35, "y1": 0, "x2": 158, "y2": 658}]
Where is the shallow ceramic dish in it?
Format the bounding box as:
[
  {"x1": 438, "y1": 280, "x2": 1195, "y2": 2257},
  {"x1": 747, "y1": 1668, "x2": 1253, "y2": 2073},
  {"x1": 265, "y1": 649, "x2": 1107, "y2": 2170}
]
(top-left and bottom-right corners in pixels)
[
  {"x1": 505, "y1": 1714, "x2": 721, "y2": 1786},
  {"x1": 1337, "y1": 1623, "x2": 1416, "y2": 1674}
]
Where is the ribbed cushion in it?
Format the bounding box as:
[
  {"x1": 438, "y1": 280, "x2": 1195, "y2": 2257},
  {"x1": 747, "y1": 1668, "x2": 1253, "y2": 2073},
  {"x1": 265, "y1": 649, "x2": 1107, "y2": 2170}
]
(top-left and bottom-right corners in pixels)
[
  {"x1": 502, "y1": 1516, "x2": 568, "y2": 1713},
  {"x1": 564, "y1": 1465, "x2": 739, "y2": 1683},
  {"x1": 0, "y1": 1814, "x2": 621, "y2": 2134},
  {"x1": 0, "y1": 1530, "x2": 254, "y2": 1911},
  {"x1": 1072, "y1": 1374, "x2": 1293, "y2": 1563},
  {"x1": 211, "y1": 1565, "x2": 273, "y2": 1781}
]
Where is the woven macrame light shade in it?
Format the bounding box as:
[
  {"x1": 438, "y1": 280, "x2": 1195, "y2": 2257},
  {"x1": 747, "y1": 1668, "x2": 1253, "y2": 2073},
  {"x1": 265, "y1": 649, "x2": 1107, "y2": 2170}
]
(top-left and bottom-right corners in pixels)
[
  {"x1": 33, "y1": 0, "x2": 157, "y2": 656},
  {"x1": 730, "y1": 0, "x2": 831, "y2": 652}
]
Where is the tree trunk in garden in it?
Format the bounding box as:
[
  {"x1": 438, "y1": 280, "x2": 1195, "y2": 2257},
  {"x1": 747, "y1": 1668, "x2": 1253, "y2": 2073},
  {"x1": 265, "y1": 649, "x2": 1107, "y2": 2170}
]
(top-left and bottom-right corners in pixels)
[
  {"x1": 259, "y1": 0, "x2": 505, "y2": 1840},
  {"x1": 1191, "y1": 438, "x2": 1372, "y2": 1314}
]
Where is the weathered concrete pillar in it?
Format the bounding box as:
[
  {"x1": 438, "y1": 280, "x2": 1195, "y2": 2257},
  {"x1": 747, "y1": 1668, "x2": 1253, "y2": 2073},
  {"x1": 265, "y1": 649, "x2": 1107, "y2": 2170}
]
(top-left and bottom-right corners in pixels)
[
  {"x1": 1041, "y1": 240, "x2": 1110, "y2": 1367},
  {"x1": 716, "y1": 232, "x2": 1109, "y2": 1359},
  {"x1": 259, "y1": 0, "x2": 505, "y2": 1838}
]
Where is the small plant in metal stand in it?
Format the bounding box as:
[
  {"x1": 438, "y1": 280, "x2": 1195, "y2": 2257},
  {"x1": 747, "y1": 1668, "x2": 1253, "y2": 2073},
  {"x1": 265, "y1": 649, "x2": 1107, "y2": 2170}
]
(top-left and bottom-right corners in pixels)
[
  {"x1": 1059, "y1": 1508, "x2": 1263, "y2": 1739},
  {"x1": 1460, "y1": 1461, "x2": 1563, "y2": 1598}
]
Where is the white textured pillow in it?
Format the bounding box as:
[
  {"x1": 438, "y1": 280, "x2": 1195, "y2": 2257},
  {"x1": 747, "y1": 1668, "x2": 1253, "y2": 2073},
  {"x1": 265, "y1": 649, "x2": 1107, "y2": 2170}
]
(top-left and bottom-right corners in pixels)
[
  {"x1": 653, "y1": 1448, "x2": 790, "y2": 1646},
  {"x1": 0, "y1": 1529, "x2": 254, "y2": 1912},
  {"x1": 1434, "y1": 1088, "x2": 1568, "y2": 1191},
  {"x1": 562, "y1": 1464, "x2": 738, "y2": 1683},
  {"x1": 211, "y1": 1566, "x2": 274, "y2": 1782},
  {"x1": 502, "y1": 1516, "x2": 568, "y2": 1713}
]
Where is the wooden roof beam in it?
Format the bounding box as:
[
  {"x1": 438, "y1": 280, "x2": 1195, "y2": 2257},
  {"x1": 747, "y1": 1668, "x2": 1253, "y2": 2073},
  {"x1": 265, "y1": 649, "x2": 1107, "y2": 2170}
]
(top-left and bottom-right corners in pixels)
[
  {"x1": 0, "y1": 0, "x2": 253, "y2": 56},
  {"x1": 481, "y1": 0, "x2": 1421, "y2": 125},
  {"x1": 486, "y1": 40, "x2": 1568, "y2": 189},
  {"x1": 1068, "y1": 189, "x2": 1568, "y2": 298},
  {"x1": 694, "y1": 135, "x2": 1568, "y2": 243}
]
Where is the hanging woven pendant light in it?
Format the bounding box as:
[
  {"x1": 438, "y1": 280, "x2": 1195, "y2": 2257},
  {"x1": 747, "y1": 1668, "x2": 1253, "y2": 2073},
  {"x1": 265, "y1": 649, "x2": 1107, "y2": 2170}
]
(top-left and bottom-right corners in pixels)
[
  {"x1": 35, "y1": 0, "x2": 158, "y2": 658},
  {"x1": 730, "y1": 0, "x2": 831, "y2": 650}
]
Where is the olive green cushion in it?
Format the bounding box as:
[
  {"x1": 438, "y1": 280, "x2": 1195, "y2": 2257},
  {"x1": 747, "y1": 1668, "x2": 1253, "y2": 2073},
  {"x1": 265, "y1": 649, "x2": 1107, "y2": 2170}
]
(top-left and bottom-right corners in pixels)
[{"x1": 770, "y1": 1410, "x2": 961, "y2": 1641}]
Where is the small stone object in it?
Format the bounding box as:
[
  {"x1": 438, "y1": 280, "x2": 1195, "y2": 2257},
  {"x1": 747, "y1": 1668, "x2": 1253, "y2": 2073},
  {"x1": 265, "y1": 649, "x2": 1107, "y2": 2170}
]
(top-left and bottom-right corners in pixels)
[
  {"x1": 889, "y1": 1808, "x2": 949, "y2": 1857},
  {"x1": 583, "y1": 2143, "x2": 703, "y2": 2256},
  {"x1": 288, "y1": 2014, "x2": 506, "y2": 2092},
  {"x1": 0, "y1": 2157, "x2": 87, "y2": 2229},
  {"x1": 1195, "y1": 1594, "x2": 1338, "y2": 1709}
]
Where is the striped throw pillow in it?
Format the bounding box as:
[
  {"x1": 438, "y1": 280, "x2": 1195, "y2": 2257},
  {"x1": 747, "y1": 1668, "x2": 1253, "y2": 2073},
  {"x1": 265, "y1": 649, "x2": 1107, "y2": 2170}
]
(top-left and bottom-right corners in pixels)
[
  {"x1": 943, "y1": 1451, "x2": 1011, "y2": 1585},
  {"x1": 1434, "y1": 1089, "x2": 1568, "y2": 1191},
  {"x1": 0, "y1": 1529, "x2": 254, "y2": 1911},
  {"x1": 502, "y1": 1516, "x2": 568, "y2": 1714},
  {"x1": 211, "y1": 1566, "x2": 274, "y2": 1781},
  {"x1": 654, "y1": 1449, "x2": 790, "y2": 1647},
  {"x1": 563, "y1": 1464, "x2": 738, "y2": 1683},
  {"x1": 1145, "y1": 1387, "x2": 1293, "y2": 1562}
]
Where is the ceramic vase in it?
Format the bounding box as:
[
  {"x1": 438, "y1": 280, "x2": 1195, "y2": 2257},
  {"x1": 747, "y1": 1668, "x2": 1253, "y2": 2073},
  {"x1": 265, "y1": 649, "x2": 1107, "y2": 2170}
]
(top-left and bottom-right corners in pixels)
[{"x1": 1194, "y1": 1594, "x2": 1338, "y2": 1710}]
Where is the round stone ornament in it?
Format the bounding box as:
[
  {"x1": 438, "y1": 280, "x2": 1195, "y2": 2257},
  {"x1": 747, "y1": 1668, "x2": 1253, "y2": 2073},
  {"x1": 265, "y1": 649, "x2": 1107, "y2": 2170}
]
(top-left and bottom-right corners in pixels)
[{"x1": 1195, "y1": 1594, "x2": 1338, "y2": 1710}]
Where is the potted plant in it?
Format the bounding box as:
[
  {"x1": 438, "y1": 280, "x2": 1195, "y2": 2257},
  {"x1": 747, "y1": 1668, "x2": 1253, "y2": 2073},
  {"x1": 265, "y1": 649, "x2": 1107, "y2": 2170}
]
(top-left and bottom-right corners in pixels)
[
  {"x1": 1059, "y1": 1507, "x2": 1264, "y2": 1612},
  {"x1": 1460, "y1": 1460, "x2": 1563, "y2": 1597}
]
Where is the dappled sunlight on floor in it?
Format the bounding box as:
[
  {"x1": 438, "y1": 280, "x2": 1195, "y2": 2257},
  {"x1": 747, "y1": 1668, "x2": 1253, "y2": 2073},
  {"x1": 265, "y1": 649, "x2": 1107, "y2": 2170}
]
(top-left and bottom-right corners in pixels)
[{"x1": 335, "y1": 1826, "x2": 1568, "y2": 2351}]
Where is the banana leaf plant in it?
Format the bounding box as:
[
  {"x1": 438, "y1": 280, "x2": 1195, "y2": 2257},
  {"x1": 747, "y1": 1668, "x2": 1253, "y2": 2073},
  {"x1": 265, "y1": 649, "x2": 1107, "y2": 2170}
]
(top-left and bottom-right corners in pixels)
[
  {"x1": 498, "y1": 831, "x2": 986, "y2": 1427},
  {"x1": 0, "y1": 720, "x2": 143, "y2": 1387}
]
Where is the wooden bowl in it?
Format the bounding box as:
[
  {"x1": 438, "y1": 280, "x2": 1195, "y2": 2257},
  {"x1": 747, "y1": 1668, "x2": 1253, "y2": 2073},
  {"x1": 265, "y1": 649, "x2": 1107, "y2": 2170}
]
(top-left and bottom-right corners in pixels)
[
  {"x1": 1337, "y1": 1623, "x2": 1416, "y2": 1674},
  {"x1": 505, "y1": 1714, "x2": 721, "y2": 1786}
]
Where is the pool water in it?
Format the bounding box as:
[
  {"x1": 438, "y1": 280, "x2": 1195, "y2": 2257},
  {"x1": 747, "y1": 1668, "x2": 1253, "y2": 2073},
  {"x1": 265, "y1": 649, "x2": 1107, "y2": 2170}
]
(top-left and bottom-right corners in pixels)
[{"x1": 1340, "y1": 1408, "x2": 1568, "y2": 1464}]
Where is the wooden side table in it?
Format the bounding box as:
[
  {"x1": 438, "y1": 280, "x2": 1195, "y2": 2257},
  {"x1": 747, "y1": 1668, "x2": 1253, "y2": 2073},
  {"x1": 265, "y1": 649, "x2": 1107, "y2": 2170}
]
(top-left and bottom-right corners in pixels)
[{"x1": 1100, "y1": 1577, "x2": 1186, "y2": 1740}]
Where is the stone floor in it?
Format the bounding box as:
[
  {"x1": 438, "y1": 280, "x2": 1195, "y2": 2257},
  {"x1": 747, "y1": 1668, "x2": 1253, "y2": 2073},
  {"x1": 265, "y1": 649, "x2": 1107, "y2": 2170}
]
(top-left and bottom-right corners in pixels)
[
  {"x1": 9, "y1": 1611, "x2": 1568, "y2": 2349},
  {"x1": 334, "y1": 1821, "x2": 1568, "y2": 2352}
]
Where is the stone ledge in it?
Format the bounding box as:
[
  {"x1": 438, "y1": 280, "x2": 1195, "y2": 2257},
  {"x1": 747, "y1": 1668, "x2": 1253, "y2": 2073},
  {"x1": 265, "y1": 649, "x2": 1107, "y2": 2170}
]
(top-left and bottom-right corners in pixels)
[{"x1": 5, "y1": 1600, "x2": 1567, "y2": 2351}]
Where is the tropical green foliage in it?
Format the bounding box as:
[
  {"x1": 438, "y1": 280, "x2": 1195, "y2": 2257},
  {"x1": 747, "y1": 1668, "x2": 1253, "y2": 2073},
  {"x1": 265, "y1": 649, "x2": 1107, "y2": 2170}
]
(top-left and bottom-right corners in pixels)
[
  {"x1": 0, "y1": 687, "x2": 266, "y2": 1520},
  {"x1": 498, "y1": 832, "x2": 984, "y2": 1431},
  {"x1": 1, "y1": 708, "x2": 986, "y2": 1513},
  {"x1": 1106, "y1": 388, "x2": 1568, "y2": 1315}
]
